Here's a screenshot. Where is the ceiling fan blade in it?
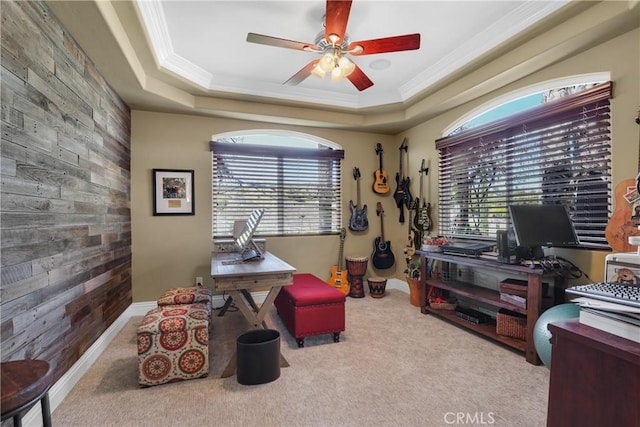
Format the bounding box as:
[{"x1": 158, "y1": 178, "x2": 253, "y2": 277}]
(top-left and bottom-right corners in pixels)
[
  {"x1": 283, "y1": 60, "x2": 319, "y2": 86},
  {"x1": 247, "y1": 33, "x2": 317, "y2": 51},
  {"x1": 347, "y1": 64, "x2": 374, "y2": 92},
  {"x1": 325, "y1": 0, "x2": 352, "y2": 45},
  {"x1": 348, "y1": 33, "x2": 421, "y2": 56}
]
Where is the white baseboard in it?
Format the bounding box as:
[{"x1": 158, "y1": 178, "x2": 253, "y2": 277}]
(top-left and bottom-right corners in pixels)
[
  {"x1": 22, "y1": 284, "x2": 408, "y2": 426},
  {"x1": 23, "y1": 304, "x2": 136, "y2": 426}
]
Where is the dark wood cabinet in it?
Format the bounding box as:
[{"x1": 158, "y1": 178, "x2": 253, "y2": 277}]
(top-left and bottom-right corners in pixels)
[
  {"x1": 546, "y1": 320, "x2": 640, "y2": 427},
  {"x1": 417, "y1": 250, "x2": 562, "y2": 364}
]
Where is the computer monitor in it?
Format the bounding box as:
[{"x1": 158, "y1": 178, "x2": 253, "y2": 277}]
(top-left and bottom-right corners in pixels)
[
  {"x1": 508, "y1": 204, "x2": 579, "y2": 259},
  {"x1": 233, "y1": 208, "x2": 264, "y2": 261}
]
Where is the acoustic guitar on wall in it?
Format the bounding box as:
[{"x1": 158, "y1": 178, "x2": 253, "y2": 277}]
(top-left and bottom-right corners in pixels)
[
  {"x1": 373, "y1": 143, "x2": 390, "y2": 194},
  {"x1": 372, "y1": 202, "x2": 395, "y2": 270},
  {"x1": 328, "y1": 228, "x2": 349, "y2": 295}
]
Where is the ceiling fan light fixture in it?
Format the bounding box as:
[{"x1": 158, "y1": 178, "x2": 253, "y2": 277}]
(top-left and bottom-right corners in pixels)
[
  {"x1": 338, "y1": 56, "x2": 355, "y2": 76},
  {"x1": 311, "y1": 64, "x2": 326, "y2": 79},
  {"x1": 247, "y1": 0, "x2": 421, "y2": 91},
  {"x1": 318, "y1": 52, "x2": 335, "y2": 73},
  {"x1": 330, "y1": 67, "x2": 344, "y2": 81}
]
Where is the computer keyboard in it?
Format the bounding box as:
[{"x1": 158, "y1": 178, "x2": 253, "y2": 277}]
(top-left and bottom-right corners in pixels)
[{"x1": 566, "y1": 282, "x2": 640, "y2": 308}]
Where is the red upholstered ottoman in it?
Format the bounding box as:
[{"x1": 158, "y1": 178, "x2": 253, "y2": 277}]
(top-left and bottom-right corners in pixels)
[{"x1": 274, "y1": 273, "x2": 345, "y2": 347}]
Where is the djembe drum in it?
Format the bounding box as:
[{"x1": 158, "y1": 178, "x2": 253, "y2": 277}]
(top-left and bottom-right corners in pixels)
[
  {"x1": 367, "y1": 277, "x2": 387, "y2": 298},
  {"x1": 346, "y1": 256, "x2": 368, "y2": 298}
]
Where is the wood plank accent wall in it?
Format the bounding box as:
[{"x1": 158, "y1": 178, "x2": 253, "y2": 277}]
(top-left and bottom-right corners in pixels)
[{"x1": 1, "y1": 0, "x2": 132, "y2": 382}]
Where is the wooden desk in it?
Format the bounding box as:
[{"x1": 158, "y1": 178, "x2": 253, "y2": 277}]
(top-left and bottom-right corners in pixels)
[
  {"x1": 547, "y1": 319, "x2": 640, "y2": 427},
  {"x1": 211, "y1": 251, "x2": 296, "y2": 378}
]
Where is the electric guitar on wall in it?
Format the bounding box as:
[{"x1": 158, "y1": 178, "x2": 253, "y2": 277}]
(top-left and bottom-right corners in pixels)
[
  {"x1": 417, "y1": 159, "x2": 433, "y2": 234},
  {"x1": 328, "y1": 228, "x2": 349, "y2": 295},
  {"x1": 349, "y1": 167, "x2": 368, "y2": 232},
  {"x1": 605, "y1": 154, "x2": 640, "y2": 252},
  {"x1": 405, "y1": 199, "x2": 418, "y2": 258},
  {"x1": 393, "y1": 138, "x2": 412, "y2": 223},
  {"x1": 373, "y1": 143, "x2": 390, "y2": 194},
  {"x1": 372, "y1": 202, "x2": 395, "y2": 269}
]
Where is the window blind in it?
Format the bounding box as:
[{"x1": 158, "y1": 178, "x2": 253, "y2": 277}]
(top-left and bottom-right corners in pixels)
[
  {"x1": 210, "y1": 141, "x2": 344, "y2": 237},
  {"x1": 435, "y1": 82, "x2": 612, "y2": 248}
]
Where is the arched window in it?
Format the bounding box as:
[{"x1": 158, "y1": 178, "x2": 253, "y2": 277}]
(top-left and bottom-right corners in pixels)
[
  {"x1": 436, "y1": 77, "x2": 612, "y2": 249},
  {"x1": 210, "y1": 130, "x2": 344, "y2": 238},
  {"x1": 444, "y1": 74, "x2": 610, "y2": 136}
]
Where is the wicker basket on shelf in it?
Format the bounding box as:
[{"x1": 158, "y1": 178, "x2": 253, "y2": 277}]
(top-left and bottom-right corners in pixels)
[{"x1": 496, "y1": 308, "x2": 526, "y2": 340}]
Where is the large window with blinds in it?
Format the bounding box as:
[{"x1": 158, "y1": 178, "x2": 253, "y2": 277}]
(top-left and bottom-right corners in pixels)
[
  {"x1": 210, "y1": 134, "x2": 344, "y2": 238},
  {"x1": 436, "y1": 81, "x2": 612, "y2": 249}
]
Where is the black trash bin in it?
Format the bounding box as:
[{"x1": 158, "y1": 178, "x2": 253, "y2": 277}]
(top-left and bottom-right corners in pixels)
[{"x1": 236, "y1": 329, "x2": 281, "y2": 385}]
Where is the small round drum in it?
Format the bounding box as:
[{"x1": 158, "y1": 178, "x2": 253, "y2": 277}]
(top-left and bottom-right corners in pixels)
[
  {"x1": 346, "y1": 256, "x2": 368, "y2": 276},
  {"x1": 346, "y1": 256, "x2": 368, "y2": 298},
  {"x1": 367, "y1": 277, "x2": 387, "y2": 298}
]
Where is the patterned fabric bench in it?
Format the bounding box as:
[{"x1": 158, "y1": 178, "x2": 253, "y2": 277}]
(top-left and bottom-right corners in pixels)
[
  {"x1": 274, "y1": 273, "x2": 346, "y2": 348},
  {"x1": 157, "y1": 286, "x2": 214, "y2": 312},
  {"x1": 137, "y1": 303, "x2": 210, "y2": 387}
]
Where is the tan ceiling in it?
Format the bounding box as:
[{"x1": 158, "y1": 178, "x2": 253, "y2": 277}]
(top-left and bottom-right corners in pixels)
[{"x1": 46, "y1": 1, "x2": 638, "y2": 134}]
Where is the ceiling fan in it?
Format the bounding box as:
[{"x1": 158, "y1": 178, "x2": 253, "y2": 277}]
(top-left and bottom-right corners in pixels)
[{"x1": 246, "y1": 0, "x2": 421, "y2": 92}]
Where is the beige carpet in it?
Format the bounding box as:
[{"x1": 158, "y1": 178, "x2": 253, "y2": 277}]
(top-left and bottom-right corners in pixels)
[{"x1": 52, "y1": 290, "x2": 549, "y2": 427}]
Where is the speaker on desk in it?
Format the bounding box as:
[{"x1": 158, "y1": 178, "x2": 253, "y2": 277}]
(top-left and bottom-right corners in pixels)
[{"x1": 497, "y1": 230, "x2": 517, "y2": 264}]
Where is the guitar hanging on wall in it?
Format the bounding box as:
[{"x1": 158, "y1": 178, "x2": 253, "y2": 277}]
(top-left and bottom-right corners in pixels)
[
  {"x1": 393, "y1": 138, "x2": 412, "y2": 223},
  {"x1": 372, "y1": 202, "x2": 395, "y2": 269},
  {"x1": 373, "y1": 143, "x2": 390, "y2": 194},
  {"x1": 405, "y1": 199, "x2": 418, "y2": 258},
  {"x1": 349, "y1": 167, "x2": 368, "y2": 232},
  {"x1": 328, "y1": 228, "x2": 350, "y2": 295},
  {"x1": 417, "y1": 159, "x2": 433, "y2": 237},
  {"x1": 605, "y1": 153, "x2": 640, "y2": 252}
]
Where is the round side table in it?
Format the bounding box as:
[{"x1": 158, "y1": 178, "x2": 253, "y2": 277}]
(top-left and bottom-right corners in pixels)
[{"x1": 1, "y1": 360, "x2": 54, "y2": 427}]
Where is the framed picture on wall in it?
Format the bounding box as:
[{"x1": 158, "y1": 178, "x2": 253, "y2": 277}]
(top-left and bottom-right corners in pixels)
[{"x1": 153, "y1": 169, "x2": 195, "y2": 215}]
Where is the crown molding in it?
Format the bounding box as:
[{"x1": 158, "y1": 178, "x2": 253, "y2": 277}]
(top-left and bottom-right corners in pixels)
[{"x1": 401, "y1": 1, "x2": 568, "y2": 99}]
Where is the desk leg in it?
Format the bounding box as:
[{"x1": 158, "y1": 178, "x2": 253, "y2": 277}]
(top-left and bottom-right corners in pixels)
[
  {"x1": 220, "y1": 287, "x2": 289, "y2": 378},
  {"x1": 217, "y1": 295, "x2": 234, "y2": 317},
  {"x1": 241, "y1": 290, "x2": 269, "y2": 328},
  {"x1": 221, "y1": 354, "x2": 237, "y2": 378},
  {"x1": 255, "y1": 287, "x2": 289, "y2": 368},
  {"x1": 280, "y1": 353, "x2": 290, "y2": 368},
  {"x1": 230, "y1": 290, "x2": 262, "y2": 328},
  {"x1": 218, "y1": 290, "x2": 262, "y2": 321}
]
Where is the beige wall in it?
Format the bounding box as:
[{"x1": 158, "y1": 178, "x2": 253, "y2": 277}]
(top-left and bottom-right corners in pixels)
[
  {"x1": 131, "y1": 114, "x2": 397, "y2": 301},
  {"x1": 132, "y1": 27, "x2": 639, "y2": 302}
]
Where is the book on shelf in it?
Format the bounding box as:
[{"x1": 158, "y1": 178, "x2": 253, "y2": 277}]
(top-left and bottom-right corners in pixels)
[
  {"x1": 499, "y1": 292, "x2": 526, "y2": 309},
  {"x1": 455, "y1": 306, "x2": 492, "y2": 325},
  {"x1": 499, "y1": 278, "x2": 528, "y2": 298},
  {"x1": 578, "y1": 307, "x2": 640, "y2": 343}
]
